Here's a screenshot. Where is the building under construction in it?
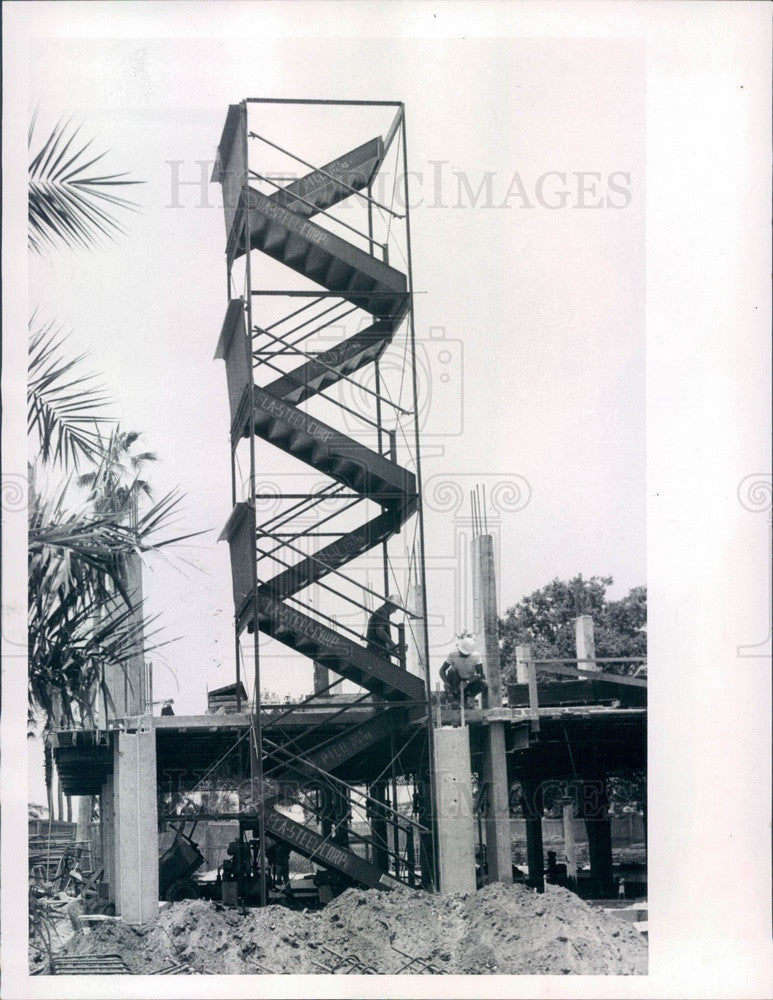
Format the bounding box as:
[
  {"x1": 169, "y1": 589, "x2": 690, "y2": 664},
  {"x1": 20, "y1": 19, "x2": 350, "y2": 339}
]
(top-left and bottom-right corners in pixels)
[{"x1": 50, "y1": 99, "x2": 646, "y2": 928}]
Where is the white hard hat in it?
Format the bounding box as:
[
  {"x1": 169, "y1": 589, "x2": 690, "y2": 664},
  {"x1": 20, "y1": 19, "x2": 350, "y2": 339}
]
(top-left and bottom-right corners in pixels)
[
  {"x1": 457, "y1": 637, "x2": 476, "y2": 656},
  {"x1": 386, "y1": 593, "x2": 402, "y2": 607}
]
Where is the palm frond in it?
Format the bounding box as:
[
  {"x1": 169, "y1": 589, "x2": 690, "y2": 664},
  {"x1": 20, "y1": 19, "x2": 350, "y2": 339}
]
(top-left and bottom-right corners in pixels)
[
  {"x1": 28, "y1": 116, "x2": 143, "y2": 255},
  {"x1": 28, "y1": 313, "x2": 111, "y2": 468}
]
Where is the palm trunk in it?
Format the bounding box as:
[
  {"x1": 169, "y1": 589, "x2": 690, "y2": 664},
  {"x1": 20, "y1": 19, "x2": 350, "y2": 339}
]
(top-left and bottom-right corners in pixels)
[{"x1": 44, "y1": 741, "x2": 54, "y2": 819}]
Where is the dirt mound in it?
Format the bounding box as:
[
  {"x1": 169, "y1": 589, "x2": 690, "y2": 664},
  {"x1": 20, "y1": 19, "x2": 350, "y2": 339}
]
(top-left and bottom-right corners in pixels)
[{"x1": 55, "y1": 883, "x2": 647, "y2": 975}]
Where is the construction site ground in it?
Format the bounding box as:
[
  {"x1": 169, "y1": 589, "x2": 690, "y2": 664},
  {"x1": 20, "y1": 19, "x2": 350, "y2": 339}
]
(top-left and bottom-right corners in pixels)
[{"x1": 50, "y1": 881, "x2": 647, "y2": 976}]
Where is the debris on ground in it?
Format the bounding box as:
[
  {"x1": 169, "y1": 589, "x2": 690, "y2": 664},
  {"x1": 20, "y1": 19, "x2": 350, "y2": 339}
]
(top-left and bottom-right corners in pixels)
[{"x1": 53, "y1": 882, "x2": 647, "y2": 975}]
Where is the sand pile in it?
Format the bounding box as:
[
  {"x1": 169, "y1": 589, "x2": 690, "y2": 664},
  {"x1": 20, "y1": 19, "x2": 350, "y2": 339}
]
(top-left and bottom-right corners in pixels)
[{"x1": 56, "y1": 882, "x2": 647, "y2": 975}]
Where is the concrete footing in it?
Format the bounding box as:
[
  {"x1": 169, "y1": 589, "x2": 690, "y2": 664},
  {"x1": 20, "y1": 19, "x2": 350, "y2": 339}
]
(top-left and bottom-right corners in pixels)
[{"x1": 434, "y1": 726, "x2": 476, "y2": 894}]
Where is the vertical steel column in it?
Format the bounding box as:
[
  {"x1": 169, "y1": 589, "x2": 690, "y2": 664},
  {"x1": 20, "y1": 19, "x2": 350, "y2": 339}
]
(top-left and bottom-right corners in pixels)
[
  {"x1": 368, "y1": 182, "x2": 391, "y2": 603},
  {"x1": 400, "y1": 106, "x2": 439, "y2": 890},
  {"x1": 242, "y1": 103, "x2": 267, "y2": 908}
]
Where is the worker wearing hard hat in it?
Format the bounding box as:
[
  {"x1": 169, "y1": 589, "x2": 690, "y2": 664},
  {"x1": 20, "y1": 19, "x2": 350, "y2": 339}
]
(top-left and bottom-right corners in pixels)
[
  {"x1": 439, "y1": 636, "x2": 487, "y2": 707},
  {"x1": 366, "y1": 593, "x2": 403, "y2": 660}
]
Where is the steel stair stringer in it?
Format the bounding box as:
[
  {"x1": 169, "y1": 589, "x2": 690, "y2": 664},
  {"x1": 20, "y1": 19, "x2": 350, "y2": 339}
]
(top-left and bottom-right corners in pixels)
[{"x1": 241, "y1": 808, "x2": 401, "y2": 891}]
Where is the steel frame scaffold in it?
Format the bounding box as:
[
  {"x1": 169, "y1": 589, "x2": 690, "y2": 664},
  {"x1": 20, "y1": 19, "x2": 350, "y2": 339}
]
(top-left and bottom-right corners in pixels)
[{"x1": 212, "y1": 98, "x2": 438, "y2": 903}]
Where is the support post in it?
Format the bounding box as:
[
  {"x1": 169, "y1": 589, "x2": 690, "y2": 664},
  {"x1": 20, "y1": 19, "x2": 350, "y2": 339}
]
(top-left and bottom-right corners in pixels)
[
  {"x1": 313, "y1": 661, "x2": 329, "y2": 695},
  {"x1": 522, "y1": 779, "x2": 544, "y2": 892},
  {"x1": 515, "y1": 643, "x2": 531, "y2": 685},
  {"x1": 332, "y1": 788, "x2": 350, "y2": 848},
  {"x1": 517, "y1": 643, "x2": 540, "y2": 732},
  {"x1": 100, "y1": 774, "x2": 115, "y2": 903},
  {"x1": 319, "y1": 786, "x2": 333, "y2": 840},
  {"x1": 575, "y1": 614, "x2": 598, "y2": 671},
  {"x1": 113, "y1": 724, "x2": 159, "y2": 924},
  {"x1": 416, "y1": 769, "x2": 436, "y2": 891},
  {"x1": 433, "y1": 727, "x2": 476, "y2": 894},
  {"x1": 76, "y1": 795, "x2": 93, "y2": 862},
  {"x1": 368, "y1": 782, "x2": 389, "y2": 872},
  {"x1": 584, "y1": 777, "x2": 614, "y2": 897},
  {"x1": 482, "y1": 721, "x2": 513, "y2": 884},
  {"x1": 561, "y1": 797, "x2": 578, "y2": 888}
]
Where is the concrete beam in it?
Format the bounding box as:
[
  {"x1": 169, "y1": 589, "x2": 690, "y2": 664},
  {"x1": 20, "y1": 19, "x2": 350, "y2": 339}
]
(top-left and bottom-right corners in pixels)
[
  {"x1": 113, "y1": 725, "x2": 158, "y2": 924},
  {"x1": 433, "y1": 726, "x2": 476, "y2": 894}
]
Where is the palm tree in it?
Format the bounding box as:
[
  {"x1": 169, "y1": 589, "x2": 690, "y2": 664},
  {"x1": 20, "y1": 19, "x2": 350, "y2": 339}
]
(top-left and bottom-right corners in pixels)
[
  {"x1": 77, "y1": 426, "x2": 157, "y2": 519},
  {"x1": 26, "y1": 112, "x2": 194, "y2": 808}
]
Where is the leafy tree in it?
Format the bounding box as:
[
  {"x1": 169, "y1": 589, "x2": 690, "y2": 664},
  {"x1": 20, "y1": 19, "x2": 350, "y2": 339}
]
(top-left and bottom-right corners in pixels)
[{"x1": 499, "y1": 575, "x2": 646, "y2": 683}]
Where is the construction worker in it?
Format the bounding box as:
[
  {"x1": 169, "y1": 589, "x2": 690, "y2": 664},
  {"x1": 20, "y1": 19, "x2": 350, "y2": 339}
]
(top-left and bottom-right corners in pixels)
[
  {"x1": 366, "y1": 593, "x2": 402, "y2": 660},
  {"x1": 265, "y1": 837, "x2": 291, "y2": 886},
  {"x1": 161, "y1": 699, "x2": 175, "y2": 716},
  {"x1": 439, "y1": 636, "x2": 487, "y2": 706}
]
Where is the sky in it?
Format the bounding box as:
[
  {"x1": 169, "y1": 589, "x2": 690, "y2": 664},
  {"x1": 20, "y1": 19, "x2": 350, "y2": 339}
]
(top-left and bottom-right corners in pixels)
[{"x1": 26, "y1": 33, "x2": 645, "y2": 717}]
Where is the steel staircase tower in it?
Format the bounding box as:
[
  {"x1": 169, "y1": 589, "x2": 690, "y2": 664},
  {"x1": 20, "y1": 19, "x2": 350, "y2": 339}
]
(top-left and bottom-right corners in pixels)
[{"x1": 212, "y1": 100, "x2": 436, "y2": 901}]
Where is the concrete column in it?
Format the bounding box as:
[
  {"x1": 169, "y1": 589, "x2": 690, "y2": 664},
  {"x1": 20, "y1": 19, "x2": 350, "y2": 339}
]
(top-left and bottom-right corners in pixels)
[
  {"x1": 113, "y1": 724, "x2": 159, "y2": 924},
  {"x1": 583, "y1": 778, "x2": 614, "y2": 897},
  {"x1": 575, "y1": 614, "x2": 598, "y2": 671},
  {"x1": 482, "y1": 722, "x2": 513, "y2": 884},
  {"x1": 405, "y1": 584, "x2": 426, "y2": 681},
  {"x1": 515, "y1": 643, "x2": 531, "y2": 685},
  {"x1": 561, "y1": 799, "x2": 578, "y2": 887},
  {"x1": 332, "y1": 788, "x2": 350, "y2": 848},
  {"x1": 76, "y1": 796, "x2": 92, "y2": 845},
  {"x1": 470, "y1": 534, "x2": 503, "y2": 707},
  {"x1": 415, "y1": 771, "x2": 436, "y2": 891},
  {"x1": 521, "y1": 779, "x2": 544, "y2": 892},
  {"x1": 433, "y1": 727, "x2": 476, "y2": 894},
  {"x1": 314, "y1": 660, "x2": 342, "y2": 696},
  {"x1": 100, "y1": 775, "x2": 115, "y2": 903},
  {"x1": 104, "y1": 552, "x2": 147, "y2": 720},
  {"x1": 318, "y1": 787, "x2": 332, "y2": 839},
  {"x1": 313, "y1": 661, "x2": 329, "y2": 694}
]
